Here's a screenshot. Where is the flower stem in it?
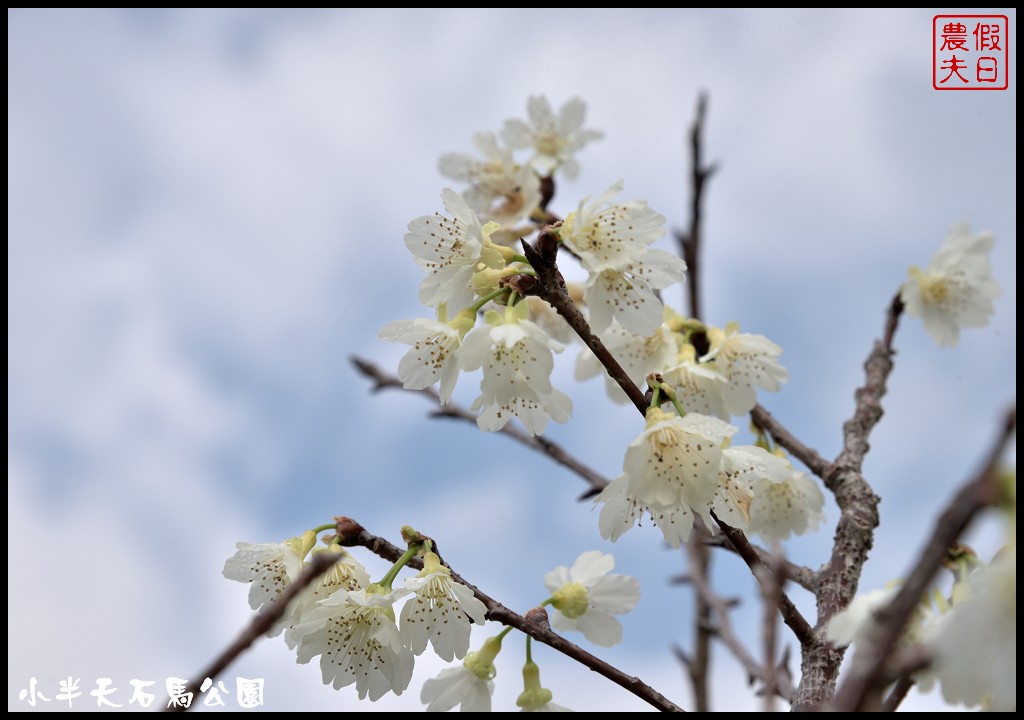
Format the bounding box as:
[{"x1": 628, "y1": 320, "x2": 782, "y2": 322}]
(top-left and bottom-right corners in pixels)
[
  {"x1": 471, "y1": 288, "x2": 510, "y2": 314},
  {"x1": 377, "y1": 543, "x2": 422, "y2": 590}
]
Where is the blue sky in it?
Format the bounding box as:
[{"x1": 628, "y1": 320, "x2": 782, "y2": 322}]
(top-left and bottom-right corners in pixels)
[{"x1": 8, "y1": 8, "x2": 1016, "y2": 712}]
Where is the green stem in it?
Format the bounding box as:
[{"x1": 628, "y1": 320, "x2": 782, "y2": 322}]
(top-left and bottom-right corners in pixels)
[
  {"x1": 495, "y1": 626, "x2": 514, "y2": 642},
  {"x1": 670, "y1": 395, "x2": 687, "y2": 418},
  {"x1": 312, "y1": 523, "x2": 337, "y2": 535},
  {"x1": 510, "y1": 253, "x2": 532, "y2": 265},
  {"x1": 377, "y1": 543, "x2": 422, "y2": 590},
  {"x1": 525, "y1": 634, "x2": 534, "y2": 664},
  {"x1": 649, "y1": 385, "x2": 662, "y2": 409},
  {"x1": 471, "y1": 288, "x2": 511, "y2": 314}
]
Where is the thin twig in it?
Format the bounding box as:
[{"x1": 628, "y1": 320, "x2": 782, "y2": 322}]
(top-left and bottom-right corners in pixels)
[
  {"x1": 830, "y1": 405, "x2": 1016, "y2": 712},
  {"x1": 683, "y1": 539, "x2": 795, "y2": 701},
  {"x1": 750, "y1": 404, "x2": 833, "y2": 480},
  {"x1": 164, "y1": 552, "x2": 341, "y2": 712},
  {"x1": 520, "y1": 231, "x2": 649, "y2": 415},
  {"x1": 703, "y1": 533, "x2": 818, "y2": 592},
  {"x1": 335, "y1": 518, "x2": 685, "y2": 713},
  {"x1": 713, "y1": 513, "x2": 817, "y2": 648},
  {"x1": 674, "y1": 92, "x2": 719, "y2": 711},
  {"x1": 757, "y1": 541, "x2": 786, "y2": 711},
  {"x1": 350, "y1": 356, "x2": 610, "y2": 496},
  {"x1": 881, "y1": 676, "x2": 916, "y2": 712},
  {"x1": 675, "y1": 90, "x2": 718, "y2": 328}
]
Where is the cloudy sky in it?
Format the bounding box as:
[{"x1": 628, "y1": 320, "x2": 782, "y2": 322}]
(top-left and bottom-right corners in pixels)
[{"x1": 8, "y1": 8, "x2": 1016, "y2": 713}]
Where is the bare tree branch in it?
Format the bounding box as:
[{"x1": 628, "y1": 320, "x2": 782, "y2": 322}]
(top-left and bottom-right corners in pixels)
[
  {"x1": 675, "y1": 90, "x2": 718, "y2": 330},
  {"x1": 830, "y1": 405, "x2": 1016, "y2": 712},
  {"x1": 334, "y1": 518, "x2": 685, "y2": 713},
  {"x1": 750, "y1": 404, "x2": 834, "y2": 480},
  {"x1": 791, "y1": 296, "x2": 904, "y2": 710},
  {"x1": 703, "y1": 533, "x2": 818, "y2": 592},
  {"x1": 164, "y1": 552, "x2": 342, "y2": 713},
  {"x1": 683, "y1": 538, "x2": 795, "y2": 702},
  {"x1": 521, "y1": 229, "x2": 650, "y2": 415},
  {"x1": 713, "y1": 514, "x2": 817, "y2": 648},
  {"x1": 350, "y1": 356, "x2": 610, "y2": 497}
]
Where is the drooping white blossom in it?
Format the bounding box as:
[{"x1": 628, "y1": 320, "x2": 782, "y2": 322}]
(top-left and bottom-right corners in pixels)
[
  {"x1": 623, "y1": 407, "x2": 737, "y2": 512},
  {"x1": 575, "y1": 319, "x2": 679, "y2": 405},
  {"x1": 379, "y1": 306, "x2": 476, "y2": 403},
  {"x1": 900, "y1": 222, "x2": 1001, "y2": 347},
  {"x1": 222, "y1": 531, "x2": 315, "y2": 614},
  {"x1": 544, "y1": 551, "x2": 640, "y2": 647},
  {"x1": 516, "y1": 660, "x2": 572, "y2": 712},
  {"x1": 439, "y1": 132, "x2": 542, "y2": 232},
  {"x1": 583, "y1": 251, "x2": 688, "y2": 336},
  {"x1": 501, "y1": 95, "x2": 602, "y2": 180},
  {"x1": 924, "y1": 548, "x2": 1016, "y2": 710},
  {"x1": 420, "y1": 636, "x2": 502, "y2": 712},
  {"x1": 661, "y1": 343, "x2": 730, "y2": 419},
  {"x1": 289, "y1": 584, "x2": 414, "y2": 701},
  {"x1": 401, "y1": 551, "x2": 487, "y2": 662},
  {"x1": 747, "y1": 466, "x2": 825, "y2": 541},
  {"x1": 701, "y1": 322, "x2": 787, "y2": 416},
  {"x1": 283, "y1": 545, "x2": 371, "y2": 648},
  {"x1": 595, "y1": 474, "x2": 699, "y2": 548},
  {"x1": 711, "y1": 445, "x2": 794, "y2": 529},
  {"x1": 459, "y1": 302, "x2": 572, "y2": 435},
  {"x1": 404, "y1": 188, "x2": 505, "y2": 311},
  {"x1": 559, "y1": 182, "x2": 666, "y2": 274}
]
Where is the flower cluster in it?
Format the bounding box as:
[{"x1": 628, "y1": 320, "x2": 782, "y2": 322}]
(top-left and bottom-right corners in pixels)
[
  {"x1": 596, "y1": 406, "x2": 822, "y2": 547},
  {"x1": 576, "y1": 312, "x2": 788, "y2": 418},
  {"x1": 225, "y1": 535, "x2": 639, "y2": 711},
  {"x1": 224, "y1": 535, "x2": 486, "y2": 702},
  {"x1": 383, "y1": 96, "x2": 692, "y2": 437}
]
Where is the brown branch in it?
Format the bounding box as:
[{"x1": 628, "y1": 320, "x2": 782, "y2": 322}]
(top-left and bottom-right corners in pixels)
[
  {"x1": 335, "y1": 518, "x2": 685, "y2": 713},
  {"x1": 687, "y1": 526, "x2": 714, "y2": 712},
  {"x1": 703, "y1": 533, "x2": 818, "y2": 592},
  {"x1": 350, "y1": 356, "x2": 610, "y2": 496},
  {"x1": 756, "y1": 542, "x2": 786, "y2": 711},
  {"x1": 713, "y1": 513, "x2": 817, "y2": 648},
  {"x1": 675, "y1": 90, "x2": 718, "y2": 325},
  {"x1": 683, "y1": 538, "x2": 795, "y2": 702},
  {"x1": 520, "y1": 230, "x2": 649, "y2": 415},
  {"x1": 750, "y1": 404, "x2": 833, "y2": 480},
  {"x1": 164, "y1": 552, "x2": 341, "y2": 712},
  {"x1": 830, "y1": 405, "x2": 1016, "y2": 712},
  {"x1": 791, "y1": 296, "x2": 904, "y2": 710},
  {"x1": 673, "y1": 93, "x2": 720, "y2": 711}
]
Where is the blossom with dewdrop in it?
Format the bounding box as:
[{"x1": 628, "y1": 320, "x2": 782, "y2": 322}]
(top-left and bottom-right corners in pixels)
[
  {"x1": 900, "y1": 222, "x2": 1001, "y2": 347},
  {"x1": 575, "y1": 319, "x2": 679, "y2": 405},
  {"x1": 222, "y1": 530, "x2": 316, "y2": 615},
  {"x1": 439, "y1": 132, "x2": 542, "y2": 233},
  {"x1": 401, "y1": 551, "x2": 487, "y2": 662},
  {"x1": 544, "y1": 551, "x2": 640, "y2": 647},
  {"x1": 288, "y1": 584, "x2": 414, "y2": 701},
  {"x1": 924, "y1": 548, "x2": 1016, "y2": 711},
  {"x1": 379, "y1": 306, "x2": 476, "y2": 404},
  {"x1": 516, "y1": 659, "x2": 572, "y2": 712},
  {"x1": 420, "y1": 635, "x2": 503, "y2": 712},
  {"x1": 710, "y1": 445, "x2": 795, "y2": 529},
  {"x1": 700, "y1": 322, "x2": 787, "y2": 417},
  {"x1": 623, "y1": 407, "x2": 737, "y2": 512},
  {"x1": 559, "y1": 182, "x2": 667, "y2": 273},
  {"x1": 459, "y1": 301, "x2": 572, "y2": 436},
  {"x1": 595, "y1": 474, "x2": 701, "y2": 548},
  {"x1": 404, "y1": 188, "x2": 506, "y2": 311},
  {"x1": 501, "y1": 95, "x2": 602, "y2": 180}
]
